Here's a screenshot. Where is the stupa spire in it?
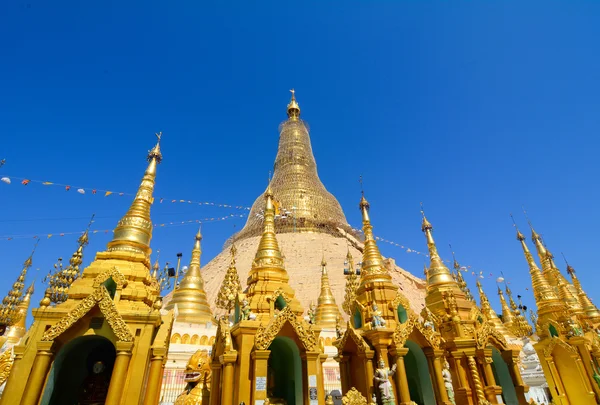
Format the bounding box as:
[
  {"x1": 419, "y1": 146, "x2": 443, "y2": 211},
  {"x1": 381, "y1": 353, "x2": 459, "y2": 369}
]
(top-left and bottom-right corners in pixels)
[
  {"x1": 359, "y1": 194, "x2": 387, "y2": 278},
  {"x1": 5, "y1": 282, "x2": 35, "y2": 344},
  {"x1": 498, "y1": 286, "x2": 515, "y2": 328},
  {"x1": 512, "y1": 215, "x2": 564, "y2": 327},
  {"x1": 504, "y1": 282, "x2": 533, "y2": 337},
  {"x1": 342, "y1": 249, "x2": 360, "y2": 316},
  {"x1": 421, "y1": 206, "x2": 458, "y2": 291},
  {"x1": 107, "y1": 133, "x2": 162, "y2": 258},
  {"x1": 314, "y1": 256, "x2": 343, "y2": 328},
  {"x1": 477, "y1": 281, "x2": 513, "y2": 337},
  {"x1": 216, "y1": 242, "x2": 243, "y2": 314},
  {"x1": 563, "y1": 255, "x2": 600, "y2": 324},
  {"x1": 165, "y1": 229, "x2": 212, "y2": 324},
  {"x1": 245, "y1": 186, "x2": 303, "y2": 320},
  {"x1": 0, "y1": 241, "x2": 38, "y2": 330},
  {"x1": 236, "y1": 91, "x2": 348, "y2": 239}
]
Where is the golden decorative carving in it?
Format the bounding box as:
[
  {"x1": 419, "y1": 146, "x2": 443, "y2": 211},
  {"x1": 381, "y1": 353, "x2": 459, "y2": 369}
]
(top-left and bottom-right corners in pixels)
[
  {"x1": 175, "y1": 349, "x2": 212, "y2": 405},
  {"x1": 543, "y1": 337, "x2": 578, "y2": 358},
  {"x1": 414, "y1": 320, "x2": 443, "y2": 349},
  {"x1": 335, "y1": 323, "x2": 370, "y2": 354},
  {"x1": 42, "y1": 286, "x2": 133, "y2": 342},
  {"x1": 255, "y1": 306, "x2": 317, "y2": 351},
  {"x1": 342, "y1": 387, "x2": 368, "y2": 405},
  {"x1": 390, "y1": 293, "x2": 412, "y2": 313},
  {"x1": 0, "y1": 349, "x2": 13, "y2": 387},
  {"x1": 475, "y1": 322, "x2": 507, "y2": 350},
  {"x1": 393, "y1": 317, "x2": 416, "y2": 347},
  {"x1": 92, "y1": 267, "x2": 128, "y2": 289}
]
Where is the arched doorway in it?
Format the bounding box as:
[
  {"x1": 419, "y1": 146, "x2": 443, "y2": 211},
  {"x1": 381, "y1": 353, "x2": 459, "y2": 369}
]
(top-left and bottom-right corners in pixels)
[
  {"x1": 40, "y1": 335, "x2": 116, "y2": 405},
  {"x1": 404, "y1": 341, "x2": 436, "y2": 405},
  {"x1": 267, "y1": 336, "x2": 303, "y2": 405},
  {"x1": 491, "y1": 348, "x2": 518, "y2": 405}
]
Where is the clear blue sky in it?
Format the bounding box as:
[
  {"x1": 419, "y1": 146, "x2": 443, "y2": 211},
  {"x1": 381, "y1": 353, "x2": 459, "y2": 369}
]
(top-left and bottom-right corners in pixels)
[{"x1": 2, "y1": 1, "x2": 599, "y2": 321}]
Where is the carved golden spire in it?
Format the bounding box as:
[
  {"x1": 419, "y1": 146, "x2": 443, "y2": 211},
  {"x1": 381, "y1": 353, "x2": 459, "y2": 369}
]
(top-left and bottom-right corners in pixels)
[
  {"x1": 0, "y1": 241, "x2": 37, "y2": 329},
  {"x1": 504, "y1": 282, "x2": 533, "y2": 337},
  {"x1": 107, "y1": 133, "x2": 162, "y2": 258},
  {"x1": 245, "y1": 186, "x2": 303, "y2": 319},
  {"x1": 476, "y1": 281, "x2": 513, "y2": 337},
  {"x1": 287, "y1": 89, "x2": 301, "y2": 120},
  {"x1": 421, "y1": 207, "x2": 458, "y2": 291},
  {"x1": 498, "y1": 286, "x2": 515, "y2": 328},
  {"x1": 563, "y1": 255, "x2": 600, "y2": 323},
  {"x1": 359, "y1": 194, "x2": 388, "y2": 279},
  {"x1": 512, "y1": 216, "x2": 564, "y2": 325},
  {"x1": 152, "y1": 255, "x2": 160, "y2": 279},
  {"x1": 216, "y1": 242, "x2": 243, "y2": 314},
  {"x1": 451, "y1": 247, "x2": 474, "y2": 301},
  {"x1": 6, "y1": 282, "x2": 34, "y2": 344},
  {"x1": 342, "y1": 249, "x2": 360, "y2": 316},
  {"x1": 315, "y1": 256, "x2": 343, "y2": 328},
  {"x1": 41, "y1": 218, "x2": 93, "y2": 307},
  {"x1": 165, "y1": 229, "x2": 213, "y2": 324}
]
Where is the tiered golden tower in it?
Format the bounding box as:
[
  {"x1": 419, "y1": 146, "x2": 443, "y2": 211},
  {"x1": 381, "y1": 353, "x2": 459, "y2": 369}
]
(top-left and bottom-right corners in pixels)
[
  {"x1": 0, "y1": 135, "x2": 173, "y2": 405},
  {"x1": 314, "y1": 256, "x2": 343, "y2": 329}
]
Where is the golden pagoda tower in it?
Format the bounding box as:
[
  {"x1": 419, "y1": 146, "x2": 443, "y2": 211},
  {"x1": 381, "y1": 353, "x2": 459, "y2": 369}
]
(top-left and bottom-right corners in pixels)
[
  {"x1": 476, "y1": 281, "x2": 513, "y2": 339},
  {"x1": 165, "y1": 229, "x2": 213, "y2": 324},
  {"x1": 210, "y1": 186, "x2": 325, "y2": 405},
  {"x1": 513, "y1": 219, "x2": 598, "y2": 404},
  {"x1": 314, "y1": 255, "x2": 343, "y2": 329},
  {"x1": 564, "y1": 259, "x2": 600, "y2": 325},
  {"x1": 215, "y1": 243, "x2": 243, "y2": 315},
  {"x1": 4, "y1": 283, "x2": 34, "y2": 346},
  {"x1": 0, "y1": 134, "x2": 174, "y2": 405},
  {"x1": 236, "y1": 89, "x2": 350, "y2": 240},
  {"x1": 451, "y1": 250, "x2": 474, "y2": 302}
]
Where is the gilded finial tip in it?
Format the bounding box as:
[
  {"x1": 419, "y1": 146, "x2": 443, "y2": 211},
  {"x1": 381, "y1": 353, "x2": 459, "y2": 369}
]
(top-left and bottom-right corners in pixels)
[
  {"x1": 147, "y1": 132, "x2": 163, "y2": 163},
  {"x1": 287, "y1": 89, "x2": 300, "y2": 120}
]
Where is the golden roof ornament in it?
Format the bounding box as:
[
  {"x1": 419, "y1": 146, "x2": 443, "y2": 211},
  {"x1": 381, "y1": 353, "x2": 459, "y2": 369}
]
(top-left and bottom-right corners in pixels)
[
  {"x1": 562, "y1": 254, "x2": 600, "y2": 324},
  {"x1": 40, "y1": 216, "x2": 93, "y2": 307},
  {"x1": 107, "y1": 132, "x2": 162, "y2": 258},
  {"x1": 314, "y1": 255, "x2": 343, "y2": 328},
  {"x1": 5, "y1": 282, "x2": 34, "y2": 344},
  {"x1": 504, "y1": 282, "x2": 533, "y2": 337},
  {"x1": 450, "y1": 247, "x2": 474, "y2": 301},
  {"x1": 0, "y1": 241, "x2": 38, "y2": 331},
  {"x1": 287, "y1": 88, "x2": 301, "y2": 120},
  {"x1": 164, "y1": 229, "x2": 213, "y2": 324},
  {"x1": 236, "y1": 91, "x2": 349, "y2": 239},
  {"x1": 342, "y1": 249, "x2": 360, "y2": 316},
  {"x1": 216, "y1": 242, "x2": 243, "y2": 314}
]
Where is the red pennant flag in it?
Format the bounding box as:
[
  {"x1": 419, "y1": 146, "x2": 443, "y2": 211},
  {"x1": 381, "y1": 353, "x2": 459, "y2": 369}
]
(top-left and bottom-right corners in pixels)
[
  {"x1": 92, "y1": 189, "x2": 97, "y2": 194},
  {"x1": 65, "y1": 185, "x2": 71, "y2": 191},
  {"x1": 21, "y1": 179, "x2": 30, "y2": 185}
]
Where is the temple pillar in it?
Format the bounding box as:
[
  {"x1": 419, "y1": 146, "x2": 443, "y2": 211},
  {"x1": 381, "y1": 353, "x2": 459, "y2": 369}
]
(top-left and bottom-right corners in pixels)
[
  {"x1": 501, "y1": 350, "x2": 529, "y2": 405},
  {"x1": 392, "y1": 348, "x2": 411, "y2": 405},
  {"x1": 450, "y1": 352, "x2": 474, "y2": 405},
  {"x1": 573, "y1": 340, "x2": 600, "y2": 401},
  {"x1": 467, "y1": 355, "x2": 487, "y2": 405},
  {"x1": 142, "y1": 347, "x2": 166, "y2": 405},
  {"x1": 365, "y1": 351, "x2": 375, "y2": 400},
  {"x1": 425, "y1": 349, "x2": 450, "y2": 405},
  {"x1": 573, "y1": 354, "x2": 595, "y2": 396},
  {"x1": 545, "y1": 356, "x2": 566, "y2": 399},
  {"x1": 210, "y1": 361, "x2": 222, "y2": 405},
  {"x1": 480, "y1": 356, "x2": 499, "y2": 404},
  {"x1": 19, "y1": 341, "x2": 55, "y2": 405},
  {"x1": 221, "y1": 353, "x2": 238, "y2": 405},
  {"x1": 105, "y1": 341, "x2": 134, "y2": 405}
]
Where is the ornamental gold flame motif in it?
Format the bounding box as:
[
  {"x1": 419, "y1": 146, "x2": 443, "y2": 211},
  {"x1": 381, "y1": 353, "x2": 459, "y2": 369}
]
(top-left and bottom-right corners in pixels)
[{"x1": 236, "y1": 91, "x2": 349, "y2": 240}]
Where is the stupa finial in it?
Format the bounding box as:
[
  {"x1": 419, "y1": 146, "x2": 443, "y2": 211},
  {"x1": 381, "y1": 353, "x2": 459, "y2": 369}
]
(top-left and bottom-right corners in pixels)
[{"x1": 287, "y1": 89, "x2": 301, "y2": 120}]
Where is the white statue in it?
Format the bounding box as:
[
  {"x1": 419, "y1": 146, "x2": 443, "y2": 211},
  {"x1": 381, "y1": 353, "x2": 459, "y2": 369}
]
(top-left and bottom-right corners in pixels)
[
  {"x1": 374, "y1": 358, "x2": 396, "y2": 405},
  {"x1": 442, "y1": 360, "x2": 456, "y2": 405}
]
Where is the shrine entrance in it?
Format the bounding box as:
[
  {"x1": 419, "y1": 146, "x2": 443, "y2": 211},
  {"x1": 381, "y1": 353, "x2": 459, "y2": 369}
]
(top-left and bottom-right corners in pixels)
[
  {"x1": 267, "y1": 336, "x2": 303, "y2": 405},
  {"x1": 40, "y1": 335, "x2": 116, "y2": 405},
  {"x1": 404, "y1": 340, "x2": 436, "y2": 405}
]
